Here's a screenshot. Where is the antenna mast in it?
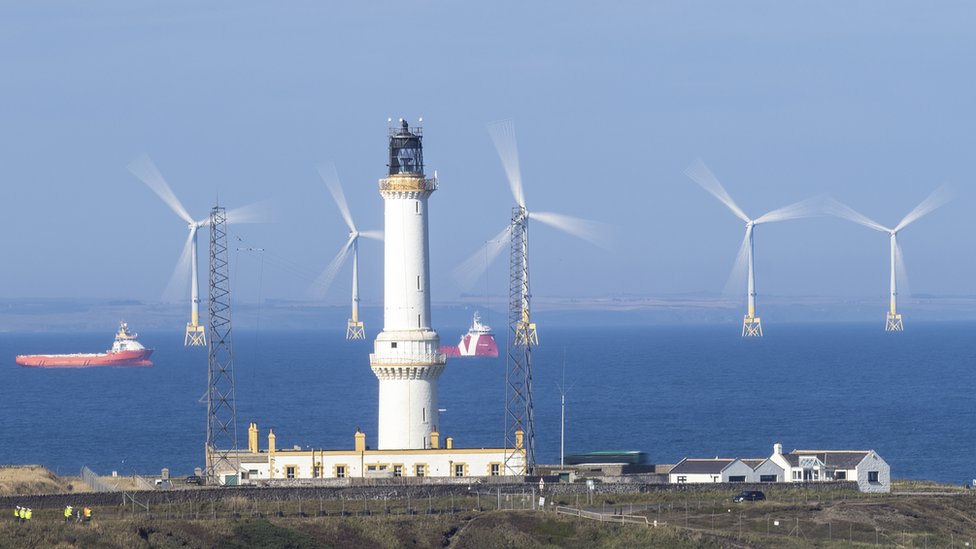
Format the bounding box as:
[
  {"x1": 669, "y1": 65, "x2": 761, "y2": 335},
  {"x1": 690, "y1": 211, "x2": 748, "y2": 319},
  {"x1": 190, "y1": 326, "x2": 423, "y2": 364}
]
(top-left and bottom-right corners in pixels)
[
  {"x1": 505, "y1": 205, "x2": 535, "y2": 475},
  {"x1": 205, "y1": 205, "x2": 239, "y2": 484}
]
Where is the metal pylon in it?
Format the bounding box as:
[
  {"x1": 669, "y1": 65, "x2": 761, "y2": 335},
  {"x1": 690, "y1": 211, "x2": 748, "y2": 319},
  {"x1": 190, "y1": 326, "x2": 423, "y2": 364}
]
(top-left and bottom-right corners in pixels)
[
  {"x1": 205, "y1": 206, "x2": 238, "y2": 484},
  {"x1": 505, "y1": 206, "x2": 535, "y2": 475}
]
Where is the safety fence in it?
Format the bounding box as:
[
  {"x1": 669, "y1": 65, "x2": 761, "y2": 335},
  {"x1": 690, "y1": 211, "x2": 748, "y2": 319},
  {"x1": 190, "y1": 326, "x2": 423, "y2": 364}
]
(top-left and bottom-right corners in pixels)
[{"x1": 79, "y1": 467, "x2": 118, "y2": 493}]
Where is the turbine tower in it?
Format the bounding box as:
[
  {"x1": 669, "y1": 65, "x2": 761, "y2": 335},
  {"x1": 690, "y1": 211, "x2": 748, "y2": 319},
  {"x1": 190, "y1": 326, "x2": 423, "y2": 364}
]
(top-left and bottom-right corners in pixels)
[
  {"x1": 685, "y1": 159, "x2": 820, "y2": 337},
  {"x1": 825, "y1": 187, "x2": 950, "y2": 332},
  {"x1": 128, "y1": 155, "x2": 265, "y2": 346},
  {"x1": 311, "y1": 164, "x2": 383, "y2": 340},
  {"x1": 370, "y1": 119, "x2": 446, "y2": 450}
]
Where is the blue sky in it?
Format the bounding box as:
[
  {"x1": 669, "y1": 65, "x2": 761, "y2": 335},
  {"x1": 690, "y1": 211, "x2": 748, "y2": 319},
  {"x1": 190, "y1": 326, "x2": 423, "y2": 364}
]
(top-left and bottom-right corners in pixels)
[{"x1": 1, "y1": 2, "x2": 973, "y2": 307}]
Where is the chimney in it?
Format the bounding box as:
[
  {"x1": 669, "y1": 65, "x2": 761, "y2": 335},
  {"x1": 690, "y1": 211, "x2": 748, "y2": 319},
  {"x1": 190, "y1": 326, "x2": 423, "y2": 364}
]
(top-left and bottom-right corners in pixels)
[
  {"x1": 268, "y1": 429, "x2": 276, "y2": 454},
  {"x1": 355, "y1": 430, "x2": 366, "y2": 453},
  {"x1": 445, "y1": 436, "x2": 453, "y2": 449},
  {"x1": 430, "y1": 430, "x2": 440, "y2": 449},
  {"x1": 773, "y1": 442, "x2": 783, "y2": 456},
  {"x1": 248, "y1": 423, "x2": 259, "y2": 453}
]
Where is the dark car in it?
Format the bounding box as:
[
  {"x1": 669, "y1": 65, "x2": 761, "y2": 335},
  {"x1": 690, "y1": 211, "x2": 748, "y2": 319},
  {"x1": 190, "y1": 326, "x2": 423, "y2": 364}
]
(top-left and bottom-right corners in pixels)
[
  {"x1": 185, "y1": 475, "x2": 203, "y2": 485},
  {"x1": 732, "y1": 490, "x2": 765, "y2": 503}
]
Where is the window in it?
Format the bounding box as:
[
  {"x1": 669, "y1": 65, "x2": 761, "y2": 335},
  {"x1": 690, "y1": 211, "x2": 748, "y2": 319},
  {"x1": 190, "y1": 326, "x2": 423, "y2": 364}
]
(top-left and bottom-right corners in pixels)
[
  {"x1": 422, "y1": 407, "x2": 426, "y2": 422},
  {"x1": 391, "y1": 342, "x2": 397, "y2": 349},
  {"x1": 454, "y1": 463, "x2": 466, "y2": 477},
  {"x1": 418, "y1": 314, "x2": 421, "y2": 328},
  {"x1": 416, "y1": 201, "x2": 420, "y2": 213},
  {"x1": 792, "y1": 471, "x2": 801, "y2": 480},
  {"x1": 313, "y1": 465, "x2": 321, "y2": 478},
  {"x1": 490, "y1": 463, "x2": 500, "y2": 477},
  {"x1": 868, "y1": 471, "x2": 879, "y2": 483},
  {"x1": 286, "y1": 466, "x2": 296, "y2": 479},
  {"x1": 415, "y1": 464, "x2": 426, "y2": 477},
  {"x1": 676, "y1": 476, "x2": 687, "y2": 483},
  {"x1": 759, "y1": 475, "x2": 777, "y2": 483},
  {"x1": 248, "y1": 469, "x2": 259, "y2": 477},
  {"x1": 728, "y1": 475, "x2": 746, "y2": 483},
  {"x1": 393, "y1": 465, "x2": 403, "y2": 478},
  {"x1": 335, "y1": 465, "x2": 346, "y2": 478},
  {"x1": 417, "y1": 275, "x2": 421, "y2": 290},
  {"x1": 835, "y1": 471, "x2": 847, "y2": 480}
]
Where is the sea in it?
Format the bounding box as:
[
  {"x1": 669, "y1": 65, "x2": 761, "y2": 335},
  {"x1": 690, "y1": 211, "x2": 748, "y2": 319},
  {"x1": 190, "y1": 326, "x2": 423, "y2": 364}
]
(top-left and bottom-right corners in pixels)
[{"x1": 1, "y1": 322, "x2": 974, "y2": 484}]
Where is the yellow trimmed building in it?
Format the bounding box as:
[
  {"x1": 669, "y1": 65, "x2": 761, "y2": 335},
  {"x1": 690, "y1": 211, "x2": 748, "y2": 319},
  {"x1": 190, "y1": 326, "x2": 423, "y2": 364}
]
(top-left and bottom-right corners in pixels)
[{"x1": 210, "y1": 424, "x2": 525, "y2": 483}]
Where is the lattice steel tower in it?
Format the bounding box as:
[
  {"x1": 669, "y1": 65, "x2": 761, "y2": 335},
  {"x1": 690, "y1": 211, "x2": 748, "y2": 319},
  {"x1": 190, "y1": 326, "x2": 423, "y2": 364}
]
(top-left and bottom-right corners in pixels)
[
  {"x1": 505, "y1": 205, "x2": 535, "y2": 475},
  {"x1": 205, "y1": 205, "x2": 238, "y2": 484}
]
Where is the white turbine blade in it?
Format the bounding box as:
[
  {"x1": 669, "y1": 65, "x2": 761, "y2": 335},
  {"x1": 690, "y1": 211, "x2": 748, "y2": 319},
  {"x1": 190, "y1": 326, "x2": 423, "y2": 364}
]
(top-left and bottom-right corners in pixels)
[
  {"x1": 224, "y1": 201, "x2": 273, "y2": 225},
  {"x1": 452, "y1": 224, "x2": 512, "y2": 290},
  {"x1": 722, "y1": 229, "x2": 750, "y2": 298},
  {"x1": 162, "y1": 229, "x2": 194, "y2": 303},
  {"x1": 894, "y1": 185, "x2": 951, "y2": 233},
  {"x1": 823, "y1": 197, "x2": 889, "y2": 232},
  {"x1": 753, "y1": 196, "x2": 823, "y2": 224},
  {"x1": 894, "y1": 239, "x2": 911, "y2": 299},
  {"x1": 488, "y1": 119, "x2": 526, "y2": 208},
  {"x1": 317, "y1": 164, "x2": 357, "y2": 233},
  {"x1": 684, "y1": 159, "x2": 751, "y2": 223},
  {"x1": 529, "y1": 211, "x2": 612, "y2": 249},
  {"x1": 308, "y1": 236, "x2": 355, "y2": 299},
  {"x1": 359, "y1": 230, "x2": 384, "y2": 241},
  {"x1": 127, "y1": 154, "x2": 194, "y2": 225}
]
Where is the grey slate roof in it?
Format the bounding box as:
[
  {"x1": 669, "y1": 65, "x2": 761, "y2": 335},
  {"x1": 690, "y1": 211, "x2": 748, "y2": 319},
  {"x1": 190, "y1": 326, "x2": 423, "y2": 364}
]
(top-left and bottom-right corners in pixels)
[
  {"x1": 670, "y1": 458, "x2": 735, "y2": 474},
  {"x1": 740, "y1": 459, "x2": 765, "y2": 470},
  {"x1": 787, "y1": 451, "x2": 869, "y2": 469}
]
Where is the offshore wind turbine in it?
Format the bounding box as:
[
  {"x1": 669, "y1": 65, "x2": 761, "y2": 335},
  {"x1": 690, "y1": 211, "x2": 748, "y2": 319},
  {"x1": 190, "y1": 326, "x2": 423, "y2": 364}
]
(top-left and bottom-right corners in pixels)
[
  {"x1": 128, "y1": 154, "x2": 266, "y2": 346},
  {"x1": 454, "y1": 119, "x2": 608, "y2": 346},
  {"x1": 685, "y1": 159, "x2": 820, "y2": 337},
  {"x1": 310, "y1": 164, "x2": 383, "y2": 340},
  {"x1": 825, "y1": 187, "x2": 950, "y2": 331}
]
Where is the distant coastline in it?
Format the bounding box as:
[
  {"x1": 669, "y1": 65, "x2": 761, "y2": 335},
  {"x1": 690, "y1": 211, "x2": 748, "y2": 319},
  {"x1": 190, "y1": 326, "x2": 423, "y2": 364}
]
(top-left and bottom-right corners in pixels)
[{"x1": 0, "y1": 295, "x2": 974, "y2": 332}]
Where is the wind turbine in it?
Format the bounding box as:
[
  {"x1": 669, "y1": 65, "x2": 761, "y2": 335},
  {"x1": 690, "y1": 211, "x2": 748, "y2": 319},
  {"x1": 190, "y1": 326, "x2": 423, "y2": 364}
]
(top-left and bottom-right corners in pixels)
[
  {"x1": 128, "y1": 154, "x2": 266, "y2": 346},
  {"x1": 685, "y1": 159, "x2": 821, "y2": 337},
  {"x1": 825, "y1": 187, "x2": 950, "y2": 331},
  {"x1": 310, "y1": 164, "x2": 383, "y2": 340},
  {"x1": 454, "y1": 119, "x2": 609, "y2": 346}
]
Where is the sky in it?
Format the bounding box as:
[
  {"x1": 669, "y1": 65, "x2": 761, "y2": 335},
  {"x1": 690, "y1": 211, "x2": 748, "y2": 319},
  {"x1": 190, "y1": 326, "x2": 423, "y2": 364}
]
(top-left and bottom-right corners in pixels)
[{"x1": 1, "y1": 2, "x2": 974, "y2": 311}]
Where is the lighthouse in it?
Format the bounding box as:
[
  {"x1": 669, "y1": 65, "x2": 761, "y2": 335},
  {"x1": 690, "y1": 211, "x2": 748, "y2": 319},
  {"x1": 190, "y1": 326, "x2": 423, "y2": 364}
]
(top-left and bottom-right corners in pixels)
[{"x1": 369, "y1": 119, "x2": 446, "y2": 450}]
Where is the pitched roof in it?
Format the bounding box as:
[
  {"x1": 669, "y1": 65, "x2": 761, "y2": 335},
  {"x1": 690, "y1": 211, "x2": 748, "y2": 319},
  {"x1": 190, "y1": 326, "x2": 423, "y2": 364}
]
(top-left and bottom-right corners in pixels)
[
  {"x1": 670, "y1": 458, "x2": 735, "y2": 474},
  {"x1": 787, "y1": 451, "x2": 870, "y2": 469},
  {"x1": 740, "y1": 459, "x2": 765, "y2": 470}
]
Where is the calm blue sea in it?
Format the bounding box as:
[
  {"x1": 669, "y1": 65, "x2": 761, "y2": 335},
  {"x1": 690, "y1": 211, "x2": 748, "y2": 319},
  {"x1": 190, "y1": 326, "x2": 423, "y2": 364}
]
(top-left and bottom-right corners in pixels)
[{"x1": 1, "y1": 322, "x2": 973, "y2": 483}]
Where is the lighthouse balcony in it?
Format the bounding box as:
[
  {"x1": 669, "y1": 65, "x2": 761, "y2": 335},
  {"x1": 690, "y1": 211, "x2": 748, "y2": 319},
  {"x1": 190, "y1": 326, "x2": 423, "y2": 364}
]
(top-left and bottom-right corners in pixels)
[
  {"x1": 378, "y1": 175, "x2": 437, "y2": 193},
  {"x1": 369, "y1": 352, "x2": 447, "y2": 367}
]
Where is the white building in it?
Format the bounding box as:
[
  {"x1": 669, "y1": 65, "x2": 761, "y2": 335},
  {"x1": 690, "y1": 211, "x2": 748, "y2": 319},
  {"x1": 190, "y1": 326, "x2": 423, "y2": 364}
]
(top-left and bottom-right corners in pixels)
[
  {"x1": 221, "y1": 425, "x2": 522, "y2": 483},
  {"x1": 767, "y1": 442, "x2": 890, "y2": 493},
  {"x1": 668, "y1": 443, "x2": 891, "y2": 493}
]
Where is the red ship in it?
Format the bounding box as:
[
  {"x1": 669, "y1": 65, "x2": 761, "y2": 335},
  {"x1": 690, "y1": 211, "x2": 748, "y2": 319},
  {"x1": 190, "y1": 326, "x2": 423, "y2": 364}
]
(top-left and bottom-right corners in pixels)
[
  {"x1": 441, "y1": 312, "x2": 499, "y2": 358},
  {"x1": 16, "y1": 321, "x2": 154, "y2": 368}
]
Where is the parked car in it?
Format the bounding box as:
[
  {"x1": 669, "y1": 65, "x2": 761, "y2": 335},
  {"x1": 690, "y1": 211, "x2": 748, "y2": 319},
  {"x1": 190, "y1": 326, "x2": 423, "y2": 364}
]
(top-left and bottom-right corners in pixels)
[
  {"x1": 185, "y1": 475, "x2": 203, "y2": 485},
  {"x1": 732, "y1": 490, "x2": 765, "y2": 502}
]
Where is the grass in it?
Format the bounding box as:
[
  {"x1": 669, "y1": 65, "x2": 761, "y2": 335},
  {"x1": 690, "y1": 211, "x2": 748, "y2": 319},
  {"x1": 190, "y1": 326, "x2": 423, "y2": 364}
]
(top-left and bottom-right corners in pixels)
[{"x1": 1, "y1": 483, "x2": 975, "y2": 548}]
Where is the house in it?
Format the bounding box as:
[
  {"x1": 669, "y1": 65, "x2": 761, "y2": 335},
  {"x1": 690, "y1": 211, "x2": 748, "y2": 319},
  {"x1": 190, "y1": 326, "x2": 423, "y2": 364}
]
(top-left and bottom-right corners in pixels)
[
  {"x1": 669, "y1": 458, "x2": 757, "y2": 484},
  {"x1": 767, "y1": 442, "x2": 891, "y2": 493},
  {"x1": 667, "y1": 443, "x2": 891, "y2": 493}
]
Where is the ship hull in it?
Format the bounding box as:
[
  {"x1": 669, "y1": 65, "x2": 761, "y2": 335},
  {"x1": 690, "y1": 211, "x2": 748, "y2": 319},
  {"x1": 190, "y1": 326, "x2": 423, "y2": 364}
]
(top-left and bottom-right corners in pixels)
[
  {"x1": 441, "y1": 332, "x2": 499, "y2": 358},
  {"x1": 16, "y1": 349, "x2": 154, "y2": 368}
]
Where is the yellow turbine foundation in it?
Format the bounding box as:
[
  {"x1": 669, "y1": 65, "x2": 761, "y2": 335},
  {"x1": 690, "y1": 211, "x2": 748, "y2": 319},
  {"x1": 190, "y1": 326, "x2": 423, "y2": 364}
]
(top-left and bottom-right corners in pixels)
[{"x1": 185, "y1": 312, "x2": 206, "y2": 346}]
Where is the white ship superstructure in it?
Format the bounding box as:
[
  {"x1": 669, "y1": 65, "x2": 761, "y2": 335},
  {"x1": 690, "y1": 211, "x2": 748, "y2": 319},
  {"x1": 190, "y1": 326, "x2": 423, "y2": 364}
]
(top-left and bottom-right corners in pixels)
[{"x1": 369, "y1": 120, "x2": 446, "y2": 450}]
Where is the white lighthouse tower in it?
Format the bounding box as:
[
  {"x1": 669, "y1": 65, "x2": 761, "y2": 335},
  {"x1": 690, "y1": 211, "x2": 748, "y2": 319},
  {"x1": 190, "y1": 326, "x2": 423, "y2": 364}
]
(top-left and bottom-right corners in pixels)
[{"x1": 369, "y1": 119, "x2": 446, "y2": 450}]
